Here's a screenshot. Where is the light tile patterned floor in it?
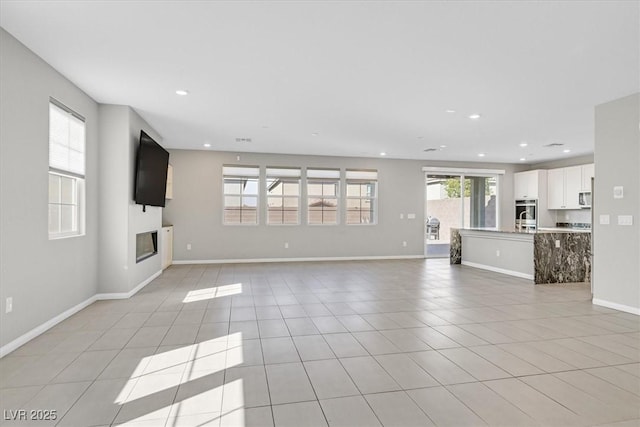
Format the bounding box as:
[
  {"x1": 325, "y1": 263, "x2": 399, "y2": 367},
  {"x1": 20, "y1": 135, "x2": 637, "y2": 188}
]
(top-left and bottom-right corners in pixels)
[{"x1": 1, "y1": 259, "x2": 639, "y2": 426}]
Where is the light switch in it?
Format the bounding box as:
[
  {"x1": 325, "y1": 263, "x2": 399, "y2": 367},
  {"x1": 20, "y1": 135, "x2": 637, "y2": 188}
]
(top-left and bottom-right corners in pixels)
[
  {"x1": 613, "y1": 186, "x2": 624, "y2": 199},
  {"x1": 618, "y1": 215, "x2": 633, "y2": 226},
  {"x1": 599, "y1": 214, "x2": 610, "y2": 225},
  {"x1": 400, "y1": 213, "x2": 404, "y2": 219},
  {"x1": 407, "y1": 213, "x2": 416, "y2": 219}
]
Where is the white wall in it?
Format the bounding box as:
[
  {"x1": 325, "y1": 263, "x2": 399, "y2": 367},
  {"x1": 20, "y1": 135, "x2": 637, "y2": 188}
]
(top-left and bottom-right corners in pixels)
[
  {"x1": 98, "y1": 105, "x2": 162, "y2": 294},
  {"x1": 128, "y1": 109, "x2": 163, "y2": 288},
  {"x1": 98, "y1": 105, "x2": 130, "y2": 293},
  {"x1": 593, "y1": 93, "x2": 640, "y2": 314},
  {"x1": 162, "y1": 149, "x2": 521, "y2": 262},
  {"x1": 0, "y1": 28, "x2": 99, "y2": 348}
]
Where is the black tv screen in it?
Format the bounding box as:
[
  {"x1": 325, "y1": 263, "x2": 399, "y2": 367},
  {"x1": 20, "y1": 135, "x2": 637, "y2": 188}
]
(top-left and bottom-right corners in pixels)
[{"x1": 134, "y1": 130, "x2": 170, "y2": 208}]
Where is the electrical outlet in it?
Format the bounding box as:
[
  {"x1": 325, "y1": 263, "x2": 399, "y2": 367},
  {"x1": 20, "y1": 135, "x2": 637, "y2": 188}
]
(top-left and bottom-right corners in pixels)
[
  {"x1": 284, "y1": 242, "x2": 289, "y2": 249},
  {"x1": 6, "y1": 297, "x2": 13, "y2": 314},
  {"x1": 186, "y1": 243, "x2": 192, "y2": 250},
  {"x1": 407, "y1": 213, "x2": 416, "y2": 219},
  {"x1": 496, "y1": 250, "x2": 500, "y2": 257},
  {"x1": 555, "y1": 240, "x2": 561, "y2": 248},
  {"x1": 402, "y1": 241, "x2": 407, "y2": 247}
]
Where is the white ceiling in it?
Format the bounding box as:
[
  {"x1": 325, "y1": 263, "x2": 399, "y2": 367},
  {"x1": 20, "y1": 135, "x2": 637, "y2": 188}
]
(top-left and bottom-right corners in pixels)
[{"x1": 1, "y1": 1, "x2": 638, "y2": 163}]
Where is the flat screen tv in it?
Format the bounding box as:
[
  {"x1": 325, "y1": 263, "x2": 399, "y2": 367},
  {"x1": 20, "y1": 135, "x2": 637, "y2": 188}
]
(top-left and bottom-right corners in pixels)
[{"x1": 134, "y1": 130, "x2": 170, "y2": 209}]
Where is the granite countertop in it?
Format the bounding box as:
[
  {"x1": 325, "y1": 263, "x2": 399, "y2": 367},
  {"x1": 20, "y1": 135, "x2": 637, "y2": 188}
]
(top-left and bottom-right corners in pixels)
[{"x1": 457, "y1": 227, "x2": 591, "y2": 234}]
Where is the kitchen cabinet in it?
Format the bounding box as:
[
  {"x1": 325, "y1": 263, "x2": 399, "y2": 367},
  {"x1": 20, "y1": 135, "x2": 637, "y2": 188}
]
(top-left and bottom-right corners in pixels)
[
  {"x1": 581, "y1": 163, "x2": 594, "y2": 191},
  {"x1": 514, "y1": 170, "x2": 546, "y2": 199},
  {"x1": 165, "y1": 164, "x2": 173, "y2": 200},
  {"x1": 161, "y1": 225, "x2": 173, "y2": 270},
  {"x1": 547, "y1": 165, "x2": 581, "y2": 209}
]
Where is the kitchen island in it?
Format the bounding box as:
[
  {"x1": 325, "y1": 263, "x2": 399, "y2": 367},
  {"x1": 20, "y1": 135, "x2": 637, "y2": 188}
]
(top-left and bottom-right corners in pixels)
[{"x1": 450, "y1": 227, "x2": 591, "y2": 284}]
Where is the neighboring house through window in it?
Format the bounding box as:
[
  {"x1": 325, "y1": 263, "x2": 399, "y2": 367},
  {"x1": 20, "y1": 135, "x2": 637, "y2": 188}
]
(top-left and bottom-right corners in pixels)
[
  {"x1": 48, "y1": 100, "x2": 85, "y2": 239},
  {"x1": 307, "y1": 168, "x2": 340, "y2": 225},
  {"x1": 266, "y1": 167, "x2": 301, "y2": 225},
  {"x1": 346, "y1": 169, "x2": 378, "y2": 224},
  {"x1": 223, "y1": 165, "x2": 259, "y2": 224}
]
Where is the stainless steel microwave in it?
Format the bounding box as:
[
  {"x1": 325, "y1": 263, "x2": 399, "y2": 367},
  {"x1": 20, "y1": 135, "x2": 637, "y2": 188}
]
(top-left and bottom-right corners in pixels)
[{"x1": 579, "y1": 191, "x2": 592, "y2": 208}]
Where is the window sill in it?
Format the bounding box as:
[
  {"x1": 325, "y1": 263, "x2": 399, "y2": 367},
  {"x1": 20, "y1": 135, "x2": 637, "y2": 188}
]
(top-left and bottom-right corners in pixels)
[{"x1": 49, "y1": 232, "x2": 85, "y2": 240}]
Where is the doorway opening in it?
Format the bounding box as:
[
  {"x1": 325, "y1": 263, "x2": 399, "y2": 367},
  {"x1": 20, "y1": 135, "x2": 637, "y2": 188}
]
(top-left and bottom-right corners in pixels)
[{"x1": 424, "y1": 171, "x2": 500, "y2": 258}]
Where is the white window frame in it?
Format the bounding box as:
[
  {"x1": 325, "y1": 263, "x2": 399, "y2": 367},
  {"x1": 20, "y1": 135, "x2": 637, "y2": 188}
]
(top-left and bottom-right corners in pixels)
[
  {"x1": 222, "y1": 165, "x2": 260, "y2": 225},
  {"x1": 346, "y1": 170, "x2": 378, "y2": 225},
  {"x1": 266, "y1": 167, "x2": 301, "y2": 226},
  {"x1": 48, "y1": 100, "x2": 86, "y2": 239},
  {"x1": 422, "y1": 167, "x2": 504, "y2": 230},
  {"x1": 306, "y1": 168, "x2": 340, "y2": 225}
]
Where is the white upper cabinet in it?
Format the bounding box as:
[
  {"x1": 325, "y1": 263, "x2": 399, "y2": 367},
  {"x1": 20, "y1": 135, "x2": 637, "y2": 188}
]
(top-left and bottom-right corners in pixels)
[
  {"x1": 514, "y1": 170, "x2": 544, "y2": 199},
  {"x1": 581, "y1": 163, "x2": 594, "y2": 191},
  {"x1": 564, "y1": 166, "x2": 582, "y2": 209},
  {"x1": 547, "y1": 164, "x2": 588, "y2": 209},
  {"x1": 547, "y1": 168, "x2": 565, "y2": 209}
]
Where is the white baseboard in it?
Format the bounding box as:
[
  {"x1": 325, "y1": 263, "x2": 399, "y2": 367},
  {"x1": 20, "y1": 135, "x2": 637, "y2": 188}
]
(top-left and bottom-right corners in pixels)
[
  {"x1": 172, "y1": 255, "x2": 424, "y2": 265},
  {"x1": 462, "y1": 261, "x2": 534, "y2": 280},
  {"x1": 0, "y1": 270, "x2": 163, "y2": 358},
  {"x1": 95, "y1": 270, "x2": 162, "y2": 300},
  {"x1": 592, "y1": 298, "x2": 640, "y2": 315},
  {"x1": 0, "y1": 294, "x2": 97, "y2": 358}
]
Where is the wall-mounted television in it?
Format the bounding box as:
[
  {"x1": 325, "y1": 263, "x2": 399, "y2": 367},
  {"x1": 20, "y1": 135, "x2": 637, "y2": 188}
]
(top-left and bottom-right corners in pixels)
[{"x1": 134, "y1": 130, "x2": 170, "y2": 209}]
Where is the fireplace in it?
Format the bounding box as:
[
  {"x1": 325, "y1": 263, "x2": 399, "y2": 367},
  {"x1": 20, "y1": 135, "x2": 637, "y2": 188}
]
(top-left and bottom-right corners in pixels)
[{"x1": 136, "y1": 231, "x2": 158, "y2": 263}]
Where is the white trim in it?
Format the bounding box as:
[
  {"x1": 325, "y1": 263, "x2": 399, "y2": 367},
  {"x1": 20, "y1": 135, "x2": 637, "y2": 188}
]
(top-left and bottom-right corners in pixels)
[
  {"x1": 459, "y1": 229, "x2": 534, "y2": 243},
  {"x1": 0, "y1": 295, "x2": 97, "y2": 358},
  {"x1": 462, "y1": 260, "x2": 534, "y2": 280},
  {"x1": 422, "y1": 166, "x2": 506, "y2": 175},
  {"x1": 95, "y1": 270, "x2": 162, "y2": 300},
  {"x1": 0, "y1": 270, "x2": 163, "y2": 358},
  {"x1": 592, "y1": 298, "x2": 640, "y2": 315},
  {"x1": 173, "y1": 255, "x2": 424, "y2": 265}
]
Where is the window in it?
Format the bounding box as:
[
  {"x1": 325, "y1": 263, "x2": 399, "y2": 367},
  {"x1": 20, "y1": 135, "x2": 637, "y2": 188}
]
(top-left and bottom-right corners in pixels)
[
  {"x1": 346, "y1": 170, "x2": 378, "y2": 224},
  {"x1": 266, "y1": 168, "x2": 301, "y2": 225},
  {"x1": 223, "y1": 166, "x2": 259, "y2": 224},
  {"x1": 307, "y1": 169, "x2": 340, "y2": 225},
  {"x1": 48, "y1": 101, "x2": 85, "y2": 238}
]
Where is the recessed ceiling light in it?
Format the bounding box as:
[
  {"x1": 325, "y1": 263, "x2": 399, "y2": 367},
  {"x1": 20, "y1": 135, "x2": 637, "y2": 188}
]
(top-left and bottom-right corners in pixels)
[
  {"x1": 520, "y1": 157, "x2": 526, "y2": 161},
  {"x1": 380, "y1": 152, "x2": 387, "y2": 156},
  {"x1": 469, "y1": 113, "x2": 481, "y2": 120},
  {"x1": 478, "y1": 153, "x2": 486, "y2": 157},
  {"x1": 563, "y1": 149, "x2": 571, "y2": 153},
  {"x1": 203, "y1": 143, "x2": 211, "y2": 148},
  {"x1": 446, "y1": 109, "x2": 456, "y2": 113},
  {"x1": 440, "y1": 145, "x2": 447, "y2": 148},
  {"x1": 175, "y1": 89, "x2": 189, "y2": 96},
  {"x1": 519, "y1": 142, "x2": 528, "y2": 147}
]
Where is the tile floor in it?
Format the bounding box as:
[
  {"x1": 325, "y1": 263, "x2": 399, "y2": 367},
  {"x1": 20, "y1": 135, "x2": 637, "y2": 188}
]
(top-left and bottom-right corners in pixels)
[{"x1": 1, "y1": 259, "x2": 639, "y2": 427}]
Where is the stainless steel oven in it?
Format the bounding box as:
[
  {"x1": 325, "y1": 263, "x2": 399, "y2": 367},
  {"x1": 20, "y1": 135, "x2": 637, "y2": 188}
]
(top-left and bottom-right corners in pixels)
[{"x1": 515, "y1": 199, "x2": 538, "y2": 230}]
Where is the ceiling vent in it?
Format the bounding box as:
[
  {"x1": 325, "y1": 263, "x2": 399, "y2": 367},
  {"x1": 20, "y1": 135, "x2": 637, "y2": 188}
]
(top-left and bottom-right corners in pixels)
[
  {"x1": 543, "y1": 143, "x2": 564, "y2": 147},
  {"x1": 423, "y1": 148, "x2": 438, "y2": 152},
  {"x1": 235, "y1": 138, "x2": 252, "y2": 143}
]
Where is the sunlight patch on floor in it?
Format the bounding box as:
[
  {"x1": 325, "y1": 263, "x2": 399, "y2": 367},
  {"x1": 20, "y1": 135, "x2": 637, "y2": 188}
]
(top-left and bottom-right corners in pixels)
[
  {"x1": 115, "y1": 332, "x2": 243, "y2": 406},
  {"x1": 183, "y1": 283, "x2": 243, "y2": 303}
]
